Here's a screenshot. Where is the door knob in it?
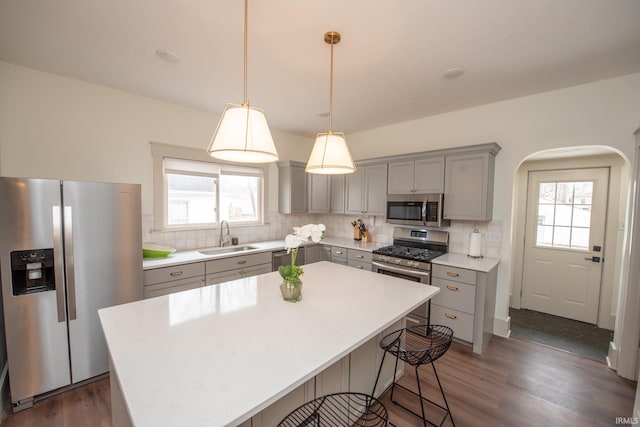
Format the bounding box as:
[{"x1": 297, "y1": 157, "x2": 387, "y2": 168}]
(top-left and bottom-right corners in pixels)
[{"x1": 584, "y1": 256, "x2": 601, "y2": 263}]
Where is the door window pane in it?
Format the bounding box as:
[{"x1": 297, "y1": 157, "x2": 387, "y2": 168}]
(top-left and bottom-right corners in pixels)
[
  {"x1": 536, "y1": 225, "x2": 554, "y2": 246},
  {"x1": 539, "y1": 183, "x2": 556, "y2": 203},
  {"x1": 571, "y1": 227, "x2": 590, "y2": 249},
  {"x1": 535, "y1": 181, "x2": 593, "y2": 250},
  {"x1": 537, "y1": 204, "x2": 555, "y2": 226},
  {"x1": 572, "y1": 205, "x2": 591, "y2": 227},
  {"x1": 553, "y1": 226, "x2": 571, "y2": 248},
  {"x1": 554, "y1": 204, "x2": 573, "y2": 227}
]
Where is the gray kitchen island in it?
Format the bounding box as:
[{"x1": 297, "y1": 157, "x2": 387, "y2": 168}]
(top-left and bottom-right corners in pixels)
[{"x1": 99, "y1": 261, "x2": 440, "y2": 427}]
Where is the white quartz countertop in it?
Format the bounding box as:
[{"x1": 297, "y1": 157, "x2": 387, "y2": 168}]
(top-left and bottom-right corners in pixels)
[
  {"x1": 431, "y1": 252, "x2": 500, "y2": 272},
  {"x1": 99, "y1": 261, "x2": 438, "y2": 427},
  {"x1": 142, "y1": 240, "x2": 286, "y2": 270},
  {"x1": 142, "y1": 237, "x2": 391, "y2": 270}
]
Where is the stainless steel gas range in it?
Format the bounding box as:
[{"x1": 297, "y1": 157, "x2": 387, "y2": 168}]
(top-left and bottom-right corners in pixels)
[{"x1": 372, "y1": 227, "x2": 449, "y2": 327}]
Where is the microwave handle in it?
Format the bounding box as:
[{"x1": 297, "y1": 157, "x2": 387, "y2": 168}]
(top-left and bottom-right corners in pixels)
[{"x1": 422, "y1": 200, "x2": 427, "y2": 225}]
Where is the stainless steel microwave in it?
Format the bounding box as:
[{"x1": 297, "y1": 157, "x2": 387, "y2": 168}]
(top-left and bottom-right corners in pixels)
[{"x1": 385, "y1": 194, "x2": 449, "y2": 227}]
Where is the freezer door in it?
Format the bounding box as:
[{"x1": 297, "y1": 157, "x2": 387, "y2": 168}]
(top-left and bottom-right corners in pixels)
[
  {"x1": 0, "y1": 177, "x2": 71, "y2": 404},
  {"x1": 63, "y1": 181, "x2": 142, "y2": 383}
]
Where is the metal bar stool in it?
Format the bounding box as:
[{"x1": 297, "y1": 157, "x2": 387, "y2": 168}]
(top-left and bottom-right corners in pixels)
[
  {"x1": 372, "y1": 324, "x2": 455, "y2": 427},
  {"x1": 277, "y1": 392, "x2": 388, "y2": 427}
]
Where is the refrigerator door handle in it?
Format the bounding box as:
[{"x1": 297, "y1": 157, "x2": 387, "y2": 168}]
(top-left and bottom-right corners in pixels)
[
  {"x1": 52, "y1": 206, "x2": 66, "y2": 323},
  {"x1": 64, "y1": 206, "x2": 77, "y2": 321}
]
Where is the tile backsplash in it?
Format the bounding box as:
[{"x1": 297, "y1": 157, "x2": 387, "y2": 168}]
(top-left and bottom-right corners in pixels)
[{"x1": 143, "y1": 213, "x2": 502, "y2": 258}]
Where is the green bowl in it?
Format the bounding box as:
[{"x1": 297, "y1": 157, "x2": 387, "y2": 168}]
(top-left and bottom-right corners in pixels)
[{"x1": 143, "y1": 243, "x2": 176, "y2": 258}]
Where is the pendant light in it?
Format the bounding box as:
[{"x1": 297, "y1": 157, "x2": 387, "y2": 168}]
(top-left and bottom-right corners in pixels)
[
  {"x1": 305, "y1": 31, "x2": 356, "y2": 175},
  {"x1": 206, "y1": 0, "x2": 279, "y2": 163}
]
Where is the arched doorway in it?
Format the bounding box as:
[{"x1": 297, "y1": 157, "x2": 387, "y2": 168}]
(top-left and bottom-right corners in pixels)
[{"x1": 508, "y1": 145, "x2": 631, "y2": 362}]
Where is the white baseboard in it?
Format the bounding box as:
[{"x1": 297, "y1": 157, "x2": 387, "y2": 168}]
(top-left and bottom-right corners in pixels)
[
  {"x1": 493, "y1": 315, "x2": 511, "y2": 338},
  {"x1": 608, "y1": 341, "x2": 619, "y2": 370}
]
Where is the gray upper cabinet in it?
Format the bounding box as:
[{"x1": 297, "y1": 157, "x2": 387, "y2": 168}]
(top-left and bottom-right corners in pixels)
[
  {"x1": 346, "y1": 164, "x2": 387, "y2": 216},
  {"x1": 278, "y1": 161, "x2": 307, "y2": 214},
  {"x1": 388, "y1": 157, "x2": 444, "y2": 194},
  {"x1": 330, "y1": 175, "x2": 346, "y2": 214},
  {"x1": 307, "y1": 174, "x2": 330, "y2": 213},
  {"x1": 444, "y1": 151, "x2": 496, "y2": 221}
]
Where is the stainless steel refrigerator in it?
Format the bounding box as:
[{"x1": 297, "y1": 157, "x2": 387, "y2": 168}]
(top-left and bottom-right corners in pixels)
[{"x1": 0, "y1": 177, "x2": 142, "y2": 410}]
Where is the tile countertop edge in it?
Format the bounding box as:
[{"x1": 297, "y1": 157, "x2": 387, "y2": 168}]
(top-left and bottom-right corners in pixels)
[
  {"x1": 431, "y1": 252, "x2": 500, "y2": 272},
  {"x1": 142, "y1": 237, "x2": 391, "y2": 270}
]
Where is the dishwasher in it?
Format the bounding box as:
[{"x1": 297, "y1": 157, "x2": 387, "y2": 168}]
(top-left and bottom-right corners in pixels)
[{"x1": 272, "y1": 247, "x2": 305, "y2": 271}]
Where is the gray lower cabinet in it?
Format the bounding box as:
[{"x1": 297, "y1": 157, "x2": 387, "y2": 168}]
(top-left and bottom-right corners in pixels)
[
  {"x1": 347, "y1": 248, "x2": 372, "y2": 271},
  {"x1": 305, "y1": 244, "x2": 331, "y2": 264},
  {"x1": 143, "y1": 262, "x2": 205, "y2": 299},
  {"x1": 329, "y1": 246, "x2": 348, "y2": 265},
  {"x1": 431, "y1": 263, "x2": 497, "y2": 354},
  {"x1": 205, "y1": 252, "x2": 272, "y2": 286}
]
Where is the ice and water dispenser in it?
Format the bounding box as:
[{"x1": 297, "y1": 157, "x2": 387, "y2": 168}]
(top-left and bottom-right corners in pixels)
[{"x1": 10, "y1": 249, "x2": 56, "y2": 295}]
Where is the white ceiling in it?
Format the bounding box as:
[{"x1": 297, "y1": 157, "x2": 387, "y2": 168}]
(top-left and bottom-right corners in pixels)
[{"x1": 1, "y1": 0, "x2": 639, "y2": 138}]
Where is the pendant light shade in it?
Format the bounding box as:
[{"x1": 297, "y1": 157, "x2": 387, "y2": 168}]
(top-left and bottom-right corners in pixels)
[
  {"x1": 306, "y1": 132, "x2": 355, "y2": 174},
  {"x1": 206, "y1": 0, "x2": 279, "y2": 163},
  {"x1": 207, "y1": 103, "x2": 278, "y2": 163},
  {"x1": 306, "y1": 31, "x2": 356, "y2": 175}
]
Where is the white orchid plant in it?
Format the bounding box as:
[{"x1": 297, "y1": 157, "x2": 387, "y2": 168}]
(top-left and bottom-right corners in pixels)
[{"x1": 279, "y1": 224, "x2": 326, "y2": 284}]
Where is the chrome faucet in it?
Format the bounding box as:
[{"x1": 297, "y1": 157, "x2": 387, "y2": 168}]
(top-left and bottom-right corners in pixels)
[{"x1": 219, "y1": 220, "x2": 231, "y2": 247}]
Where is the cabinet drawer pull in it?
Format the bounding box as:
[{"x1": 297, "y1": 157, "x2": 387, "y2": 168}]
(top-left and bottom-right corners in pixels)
[
  {"x1": 169, "y1": 271, "x2": 183, "y2": 277},
  {"x1": 446, "y1": 285, "x2": 459, "y2": 291},
  {"x1": 356, "y1": 266, "x2": 363, "y2": 269},
  {"x1": 444, "y1": 313, "x2": 457, "y2": 320},
  {"x1": 335, "y1": 251, "x2": 343, "y2": 255},
  {"x1": 237, "y1": 260, "x2": 247, "y2": 265},
  {"x1": 446, "y1": 272, "x2": 460, "y2": 277},
  {"x1": 356, "y1": 255, "x2": 363, "y2": 259}
]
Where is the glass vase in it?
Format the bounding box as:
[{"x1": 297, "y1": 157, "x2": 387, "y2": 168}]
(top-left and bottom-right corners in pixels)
[{"x1": 280, "y1": 279, "x2": 302, "y2": 302}]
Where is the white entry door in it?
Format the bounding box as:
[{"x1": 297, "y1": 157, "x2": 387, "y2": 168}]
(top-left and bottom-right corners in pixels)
[{"x1": 521, "y1": 168, "x2": 609, "y2": 324}]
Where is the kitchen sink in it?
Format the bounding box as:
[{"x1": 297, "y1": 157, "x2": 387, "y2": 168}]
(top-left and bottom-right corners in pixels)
[{"x1": 198, "y1": 245, "x2": 258, "y2": 256}]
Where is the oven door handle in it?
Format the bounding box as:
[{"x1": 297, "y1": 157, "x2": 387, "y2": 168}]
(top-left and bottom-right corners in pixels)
[{"x1": 372, "y1": 261, "x2": 431, "y2": 278}]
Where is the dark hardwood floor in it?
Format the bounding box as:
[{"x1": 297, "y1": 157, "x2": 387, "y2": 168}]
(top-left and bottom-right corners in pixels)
[
  {"x1": 380, "y1": 336, "x2": 636, "y2": 427},
  {"x1": 0, "y1": 377, "x2": 111, "y2": 427},
  {"x1": 1, "y1": 336, "x2": 635, "y2": 427}
]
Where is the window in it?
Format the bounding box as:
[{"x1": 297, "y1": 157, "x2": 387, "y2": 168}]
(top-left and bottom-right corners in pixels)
[
  {"x1": 164, "y1": 159, "x2": 218, "y2": 226},
  {"x1": 535, "y1": 181, "x2": 593, "y2": 249},
  {"x1": 153, "y1": 145, "x2": 265, "y2": 230}
]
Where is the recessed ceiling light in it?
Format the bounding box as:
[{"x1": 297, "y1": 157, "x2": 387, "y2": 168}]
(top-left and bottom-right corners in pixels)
[
  {"x1": 155, "y1": 49, "x2": 180, "y2": 63},
  {"x1": 443, "y1": 68, "x2": 465, "y2": 79}
]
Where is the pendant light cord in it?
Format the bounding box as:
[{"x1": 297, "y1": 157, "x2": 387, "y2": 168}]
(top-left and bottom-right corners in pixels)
[
  {"x1": 243, "y1": 0, "x2": 248, "y2": 107},
  {"x1": 328, "y1": 39, "x2": 334, "y2": 134}
]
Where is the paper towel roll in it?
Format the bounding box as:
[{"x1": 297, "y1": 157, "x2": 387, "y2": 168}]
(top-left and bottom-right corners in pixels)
[{"x1": 469, "y1": 231, "x2": 482, "y2": 257}]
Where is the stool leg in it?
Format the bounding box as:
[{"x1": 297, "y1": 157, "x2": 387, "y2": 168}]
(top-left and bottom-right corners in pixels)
[
  {"x1": 414, "y1": 365, "x2": 428, "y2": 427},
  {"x1": 372, "y1": 350, "x2": 387, "y2": 397},
  {"x1": 389, "y1": 350, "x2": 401, "y2": 403},
  {"x1": 431, "y1": 362, "x2": 455, "y2": 427}
]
